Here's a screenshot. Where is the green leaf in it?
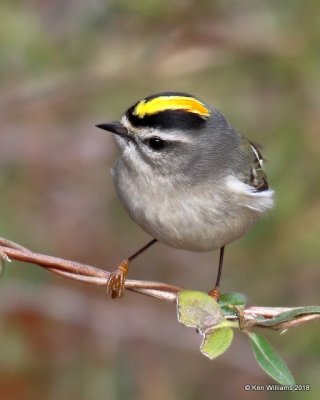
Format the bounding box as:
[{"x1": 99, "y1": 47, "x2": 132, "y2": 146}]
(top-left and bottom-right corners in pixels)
[
  {"x1": 177, "y1": 290, "x2": 223, "y2": 332},
  {"x1": 255, "y1": 306, "x2": 320, "y2": 327},
  {"x1": 248, "y1": 332, "x2": 295, "y2": 386},
  {"x1": 201, "y1": 327, "x2": 234, "y2": 360},
  {"x1": 218, "y1": 292, "x2": 247, "y2": 316},
  {"x1": 219, "y1": 292, "x2": 247, "y2": 307}
]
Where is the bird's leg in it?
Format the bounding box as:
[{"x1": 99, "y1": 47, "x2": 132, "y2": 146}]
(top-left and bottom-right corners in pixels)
[
  {"x1": 208, "y1": 246, "x2": 225, "y2": 301},
  {"x1": 107, "y1": 239, "x2": 157, "y2": 299}
]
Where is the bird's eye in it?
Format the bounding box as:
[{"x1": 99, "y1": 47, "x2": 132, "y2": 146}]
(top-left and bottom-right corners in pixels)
[{"x1": 145, "y1": 136, "x2": 166, "y2": 151}]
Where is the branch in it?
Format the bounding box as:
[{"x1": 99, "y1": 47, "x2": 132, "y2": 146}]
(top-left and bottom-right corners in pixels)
[
  {"x1": 0, "y1": 236, "x2": 319, "y2": 330},
  {"x1": 0, "y1": 237, "x2": 180, "y2": 302}
]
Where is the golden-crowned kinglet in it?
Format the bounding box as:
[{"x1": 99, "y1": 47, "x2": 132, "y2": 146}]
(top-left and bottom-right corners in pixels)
[{"x1": 96, "y1": 92, "x2": 274, "y2": 298}]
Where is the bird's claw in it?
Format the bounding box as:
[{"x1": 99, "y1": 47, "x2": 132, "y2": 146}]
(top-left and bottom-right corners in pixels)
[
  {"x1": 208, "y1": 286, "x2": 220, "y2": 301},
  {"x1": 106, "y1": 259, "x2": 129, "y2": 299}
]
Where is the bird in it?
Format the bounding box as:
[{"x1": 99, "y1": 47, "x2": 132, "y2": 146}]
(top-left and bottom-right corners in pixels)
[{"x1": 96, "y1": 92, "x2": 274, "y2": 299}]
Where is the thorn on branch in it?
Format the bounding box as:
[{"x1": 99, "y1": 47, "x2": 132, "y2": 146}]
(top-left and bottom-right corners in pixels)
[{"x1": 0, "y1": 248, "x2": 12, "y2": 277}]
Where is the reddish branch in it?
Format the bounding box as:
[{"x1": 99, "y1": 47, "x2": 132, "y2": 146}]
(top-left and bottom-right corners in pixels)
[
  {"x1": 0, "y1": 237, "x2": 180, "y2": 302},
  {"x1": 0, "y1": 237, "x2": 319, "y2": 330}
]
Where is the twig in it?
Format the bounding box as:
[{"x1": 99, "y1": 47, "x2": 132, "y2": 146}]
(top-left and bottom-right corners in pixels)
[
  {"x1": 0, "y1": 238, "x2": 179, "y2": 302},
  {"x1": 0, "y1": 236, "x2": 319, "y2": 329}
]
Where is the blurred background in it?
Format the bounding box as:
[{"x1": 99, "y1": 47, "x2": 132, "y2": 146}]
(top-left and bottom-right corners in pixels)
[{"x1": 0, "y1": 1, "x2": 319, "y2": 399}]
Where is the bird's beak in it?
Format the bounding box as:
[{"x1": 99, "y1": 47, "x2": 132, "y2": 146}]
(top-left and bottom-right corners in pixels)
[{"x1": 95, "y1": 121, "x2": 129, "y2": 137}]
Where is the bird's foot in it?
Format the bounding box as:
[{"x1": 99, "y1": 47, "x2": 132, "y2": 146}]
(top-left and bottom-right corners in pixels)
[
  {"x1": 208, "y1": 286, "x2": 220, "y2": 301},
  {"x1": 106, "y1": 259, "x2": 129, "y2": 299}
]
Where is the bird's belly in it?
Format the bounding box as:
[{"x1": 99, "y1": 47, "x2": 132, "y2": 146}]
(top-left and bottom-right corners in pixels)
[
  {"x1": 133, "y1": 200, "x2": 257, "y2": 252},
  {"x1": 113, "y1": 165, "x2": 260, "y2": 252}
]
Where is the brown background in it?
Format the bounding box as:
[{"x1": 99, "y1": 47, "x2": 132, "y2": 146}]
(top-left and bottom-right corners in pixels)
[{"x1": 1, "y1": 1, "x2": 319, "y2": 399}]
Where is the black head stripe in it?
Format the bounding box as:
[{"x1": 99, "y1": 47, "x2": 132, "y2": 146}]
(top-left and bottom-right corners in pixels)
[
  {"x1": 144, "y1": 91, "x2": 195, "y2": 102},
  {"x1": 127, "y1": 108, "x2": 207, "y2": 130}
]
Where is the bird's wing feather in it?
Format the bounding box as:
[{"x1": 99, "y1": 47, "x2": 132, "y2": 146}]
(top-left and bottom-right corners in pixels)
[{"x1": 248, "y1": 141, "x2": 269, "y2": 192}]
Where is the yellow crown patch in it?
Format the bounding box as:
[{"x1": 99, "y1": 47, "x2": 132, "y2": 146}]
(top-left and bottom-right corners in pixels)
[{"x1": 133, "y1": 95, "x2": 210, "y2": 119}]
